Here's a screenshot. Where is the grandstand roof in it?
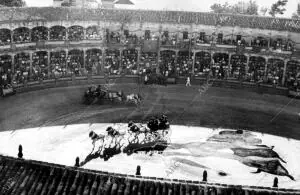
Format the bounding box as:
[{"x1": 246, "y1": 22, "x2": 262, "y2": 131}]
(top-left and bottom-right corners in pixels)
[
  {"x1": 1, "y1": 155, "x2": 300, "y2": 194},
  {"x1": 0, "y1": 7, "x2": 299, "y2": 33}
]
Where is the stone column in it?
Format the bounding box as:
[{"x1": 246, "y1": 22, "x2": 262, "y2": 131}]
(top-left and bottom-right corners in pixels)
[
  {"x1": 83, "y1": 28, "x2": 86, "y2": 40},
  {"x1": 282, "y1": 59, "x2": 288, "y2": 86},
  {"x1": 11, "y1": 54, "x2": 15, "y2": 74},
  {"x1": 156, "y1": 49, "x2": 161, "y2": 74},
  {"x1": 245, "y1": 55, "x2": 250, "y2": 75},
  {"x1": 264, "y1": 57, "x2": 269, "y2": 79},
  {"x1": 29, "y1": 29, "x2": 32, "y2": 42},
  {"x1": 137, "y1": 48, "x2": 141, "y2": 73},
  {"x1": 47, "y1": 51, "x2": 51, "y2": 79},
  {"x1": 101, "y1": 48, "x2": 106, "y2": 76},
  {"x1": 65, "y1": 28, "x2": 69, "y2": 41},
  {"x1": 119, "y1": 48, "x2": 123, "y2": 74},
  {"x1": 83, "y1": 49, "x2": 86, "y2": 70},
  {"x1": 10, "y1": 30, "x2": 14, "y2": 45},
  {"x1": 192, "y1": 51, "x2": 196, "y2": 75},
  {"x1": 29, "y1": 52, "x2": 33, "y2": 80}
]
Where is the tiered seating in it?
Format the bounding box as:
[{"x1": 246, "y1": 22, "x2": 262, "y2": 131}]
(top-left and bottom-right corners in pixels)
[
  {"x1": 266, "y1": 58, "x2": 285, "y2": 85},
  {"x1": 67, "y1": 49, "x2": 84, "y2": 76},
  {"x1": 86, "y1": 26, "x2": 102, "y2": 40},
  {"x1": 31, "y1": 26, "x2": 48, "y2": 42},
  {"x1": 105, "y1": 49, "x2": 120, "y2": 75},
  {"x1": 14, "y1": 52, "x2": 31, "y2": 84},
  {"x1": 176, "y1": 51, "x2": 193, "y2": 77},
  {"x1": 212, "y1": 53, "x2": 229, "y2": 79},
  {"x1": 86, "y1": 49, "x2": 102, "y2": 75},
  {"x1": 0, "y1": 55, "x2": 12, "y2": 85},
  {"x1": 50, "y1": 26, "x2": 66, "y2": 41},
  {"x1": 230, "y1": 55, "x2": 247, "y2": 79},
  {"x1": 285, "y1": 60, "x2": 300, "y2": 89},
  {"x1": 50, "y1": 51, "x2": 67, "y2": 78},
  {"x1": 32, "y1": 51, "x2": 48, "y2": 80},
  {"x1": 194, "y1": 51, "x2": 211, "y2": 77},
  {"x1": 160, "y1": 50, "x2": 176, "y2": 77},
  {"x1": 121, "y1": 49, "x2": 138, "y2": 75},
  {"x1": 0, "y1": 29, "x2": 11, "y2": 45},
  {"x1": 248, "y1": 56, "x2": 266, "y2": 83},
  {"x1": 68, "y1": 26, "x2": 84, "y2": 41},
  {"x1": 13, "y1": 27, "x2": 30, "y2": 43},
  {"x1": 139, "y1": 52, "x2": 157, "y2": 74}
]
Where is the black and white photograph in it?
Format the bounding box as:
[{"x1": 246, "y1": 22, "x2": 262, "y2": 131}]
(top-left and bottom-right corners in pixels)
[{"x1": 0, "y1": 0, "x2": 300, "y2": 194}]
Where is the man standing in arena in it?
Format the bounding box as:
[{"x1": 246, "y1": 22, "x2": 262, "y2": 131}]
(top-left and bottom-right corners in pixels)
[{"x1": 186, "y1": 76, "x2": 191, "y2": 87}]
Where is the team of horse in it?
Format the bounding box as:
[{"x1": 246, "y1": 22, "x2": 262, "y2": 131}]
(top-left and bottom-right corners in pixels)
[
  {"x1": 86, "y1": 115, "x2": 171, "y2": 161},
  {"x1": 83, "y1": 85, "x2": 142, "y2": 106}
]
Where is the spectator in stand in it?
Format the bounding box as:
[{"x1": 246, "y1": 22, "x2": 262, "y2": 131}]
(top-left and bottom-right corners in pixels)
[
  {"x1": 176, "y1": 51, "x2": 193, "y2": 77},
  {"x1": 50, "y1": 26, "x2": 66, "y2": 41},
  {"x1": 31, "y1": 27, "x2": 48, "y2": 42},
  {"x1": 0, "y1": 29, "x2": 11, "y2": 45},
  {"x1": 121, "y1": 49, "x2": 138, "y2": 75},
  {"x1": 67, "y1": 50, "x2": 84, "y2": 76},
  {"x1": 86, "y1": 26, "x2": 102, "y2": 40},
  {"x1": 14, "y1": 53, "x2": 31, "y2": 84},
  {"x1": 194, "y1": 52, "x2": 211, "y2": 77},
  {"x1": 139, "y1": 52, "x2": 157, "y2": 75},
  {"x1": 68, "y1": 26, "x2": 84, "y2": 41},
  {"x1": 266, "y1": 59, "x2": 284, "y2": 86},
  {"x1": 160, "y1": 51, "x2": 176, "y2": 77},
  {"x1": 13, "y1": 27, "x2": 30, "y2": 43},
  {"x1": 0, "y1": 56, "x2": 12, "y2": 84},
  {"x1": 105, "y1": 50, "x2": 120, "y2": 75},
  {"x1": 50, "y1": 51, "x2": 67, "y2": 78},
  {"x1": 32, "y1": 51, "x2": 48, "y2": 80},
  {"x1": 86, "y1": 49, "x2": 102, "y2": 75}
]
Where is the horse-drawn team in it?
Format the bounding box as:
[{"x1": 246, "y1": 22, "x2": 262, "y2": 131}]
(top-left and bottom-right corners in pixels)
[
  {"x1": 83, "y1": 84, "x2": 142, "y2": 105},
  {"x1": 88, "y1": 114, "x2": 171, "y2": 157}
]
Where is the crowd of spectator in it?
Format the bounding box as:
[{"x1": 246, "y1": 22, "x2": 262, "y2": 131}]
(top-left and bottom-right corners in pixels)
[
  {"x1": 194, "y1": 52, "x2": 211, "y2": 77},
  {"x1": 0, "y1": 29, "x2": 11, "y2": 45},
  {"x1": 285, "y1": 61, "x2": 300, "y2": 90},
  {"x1": 86, "y1": 49, "x2": 102, "y2": 75},
  {"x1": 68, "y1": 26, "x2": 84, "y2": 41},
  {"x1": 1, "y1": 50, "x2": 299, "y2": 90},
  {"x1": 13, "y1": 27, "x2": 30, "y2": 43},
  {"x1": 247, "y1": 56, "x2": 266, "y2": 83},
  {"x1": 32, "y1": 27, "x2": 48, "y2": 42},
  {"x1": 50, "y1": 26, "x2": 66, "y2": 41},
  {"x1": 0, "y1": 25, "x2": 296, "y2": 55},
  {"x1": 86, "y1": 26, "x2": 102, "y2": 40},
  {"x1": 105, "y1": 49, "x2": 120, "y2": 75},
  {"x1": 230, "y1": 55, "x2": 247, "y2": 79},
  {"x1": 159, "y1": 50, "x2": 176, "y2": 77},
  {"x1": 50, "y1": 51, "x2": 67, "y2": 78},
  {"x1": 32, "y1": 51, "x2": 48, "y2": 80},
  {"x1": 266, "y1": 59, "x2": 284, "y2": 86},
  {"x1": 270, "y1": 39, "x2": 294, "y2": 52},
  {"x1": 0, "y1": 55, "x2": 12, "y2": 86},
  {"x1": 14, "y1": 53, "x2": 31, "y2": 84},
  {"x1": 211, "y1": 54, "x2": 229, "y2": 79},
  {"x1": 176, "y1": 51, "x2": 193, "y2": 77},
  {"x1": 161, "y1": 32, "x2": 177, "y2": 46},
  {"x1": 121, "y1": 49, "x2": 138, "y2": 75},
  {"x1": 67, "y1": 50, "x2": 84, "y2": 76},
  {"x1": 139, "y1": 52, "x2": 157, "y2": 74}
]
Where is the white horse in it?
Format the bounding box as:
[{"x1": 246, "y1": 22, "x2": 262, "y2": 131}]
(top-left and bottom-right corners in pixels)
[{"x1": 126, "y1": 94, "x2": 142, "y2": 105}]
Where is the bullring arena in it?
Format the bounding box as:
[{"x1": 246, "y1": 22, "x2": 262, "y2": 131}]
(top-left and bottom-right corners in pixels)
[{"x1": 0, "y1": 7, "x2": 300, "y2": 194}]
